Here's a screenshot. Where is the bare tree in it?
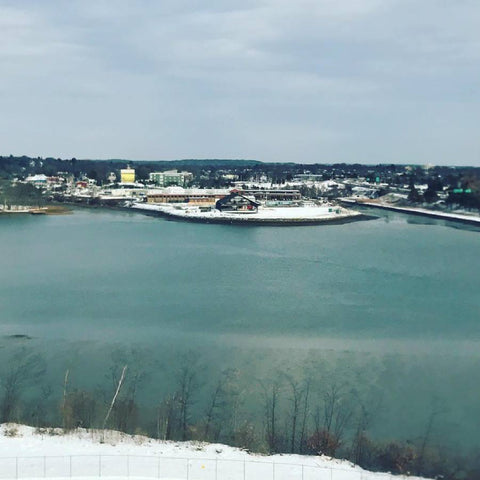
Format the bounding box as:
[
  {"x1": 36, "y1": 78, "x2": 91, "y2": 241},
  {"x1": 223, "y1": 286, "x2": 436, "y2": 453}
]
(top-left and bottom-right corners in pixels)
[
  {"x1": 310, "y1": 384, "x2": 352, "y2": 457},
  {"x1": 260, "y1": 379, "x2": 282, "y2": 453},
  {"x1": 62, "y1": 369, "x2": 69, "y2": 429},
  {"x1": 157, "y1": 395, "x2": 177, "y2": 440},
  {"x1": 224, "y1": 376, "x2": 244, "y2": 445},
  {"x1": 285, "y1": 375, "x2": 302, "y2": 453},
  {"x1": 103, "y1": 365, "x2": 127, "y2": 432},
  {"x1": 298, "y1": 378, "x2": 311, "y2": 454},
  {"x1": 156, "y1": 393, "x2": 179, "y2": 440},
  {"x1": 177, "y1": 363, "x2": 198, "y2": 441},
  {"x1": 349, "y1": 388, "x2": 384, "y2": 467},
  {"x1": 0, "y1": 349, "x2": 46, "y2": 423},
  {"x1": 325, "y1": 384, "x2": 351, "y2": 449},
  {"x1": 204, "y1": 369, "x2": 240, "y2": 442},
  {"x1": 416, "y1": 401, "x2": 447, "y2": 473},
  {"x1": 63, "y1": 389, "x2": 97, "y2": 430},
  {"x1": 350, "y1": 401, "x2": 376, "y2": 466},
  {"x1": 106, "y1": 349, "x2": 149, "y2": 433},
  {"x1": 28, "y1": 384, "x2": 52, "y2": 427},
  {"x1": 204, "y1": 375, "x2": 225, "y2": 441}
]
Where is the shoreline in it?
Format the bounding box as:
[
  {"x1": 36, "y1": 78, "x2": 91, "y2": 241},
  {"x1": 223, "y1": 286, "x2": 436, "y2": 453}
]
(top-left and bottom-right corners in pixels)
[
  {"x1": 0, "y1": 205, "x2": 72, "y2": 215},
  {"x1": 4, "y1": 198, "x2": 480, "y2": 228}
]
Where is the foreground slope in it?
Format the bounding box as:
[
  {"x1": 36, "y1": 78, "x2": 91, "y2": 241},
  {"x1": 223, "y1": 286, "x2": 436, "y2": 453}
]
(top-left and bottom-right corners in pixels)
[{"x1": 0, "y1": 424, "x2": 431, "y2": 480}]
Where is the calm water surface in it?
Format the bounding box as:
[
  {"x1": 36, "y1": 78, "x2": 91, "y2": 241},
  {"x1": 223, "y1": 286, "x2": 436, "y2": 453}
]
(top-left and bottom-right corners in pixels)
[{"x1": 0, "y1": 208, "x2": 479, "y2": 448}]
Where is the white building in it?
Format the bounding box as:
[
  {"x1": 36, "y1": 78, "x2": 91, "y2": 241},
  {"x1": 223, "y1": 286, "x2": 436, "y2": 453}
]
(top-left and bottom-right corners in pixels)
[{"x1": 149, "y1": 170, "x2": 193, "y2": 187}]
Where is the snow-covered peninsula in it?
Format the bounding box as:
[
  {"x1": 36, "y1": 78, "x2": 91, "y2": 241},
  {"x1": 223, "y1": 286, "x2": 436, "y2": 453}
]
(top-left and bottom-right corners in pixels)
[{"x1": 131, "y1": 203, "x2": 364, "y2": 225}]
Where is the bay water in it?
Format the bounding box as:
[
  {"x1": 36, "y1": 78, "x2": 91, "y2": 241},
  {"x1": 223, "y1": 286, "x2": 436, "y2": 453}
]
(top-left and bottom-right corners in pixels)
[{"x1": 0, "y1": 207, "x2": 479, "y2": 450}]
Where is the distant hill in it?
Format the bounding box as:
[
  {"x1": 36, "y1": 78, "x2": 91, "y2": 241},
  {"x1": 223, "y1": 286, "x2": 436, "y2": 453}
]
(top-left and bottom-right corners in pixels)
[{"x1": 91, "y1": 159, "x2": 263, "y2": 167}]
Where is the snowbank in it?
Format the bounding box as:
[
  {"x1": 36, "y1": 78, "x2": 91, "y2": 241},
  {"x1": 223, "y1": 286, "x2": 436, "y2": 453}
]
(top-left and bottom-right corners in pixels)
[{"x1": 0, "y1": 424, "x2": 431, "y2": 480}]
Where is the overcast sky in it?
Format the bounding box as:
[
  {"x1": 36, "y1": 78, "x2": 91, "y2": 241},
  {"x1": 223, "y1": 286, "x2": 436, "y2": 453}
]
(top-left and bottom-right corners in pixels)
[{"x1": 1, "y1": 0, "x2": 479, "y2": 165}]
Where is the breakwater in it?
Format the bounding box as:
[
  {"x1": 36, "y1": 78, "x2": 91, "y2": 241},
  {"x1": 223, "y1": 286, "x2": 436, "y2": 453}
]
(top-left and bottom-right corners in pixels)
[{"x1": 340, "y1": 199, "x2": 480, "y2": 226}]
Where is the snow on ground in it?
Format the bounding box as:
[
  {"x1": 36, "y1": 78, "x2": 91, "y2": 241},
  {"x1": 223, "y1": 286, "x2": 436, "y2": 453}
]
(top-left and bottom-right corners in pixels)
[
  {"x1": 171, "y1": 206, "x2": 357, "y2": 220},
  {"x1": 0, "y1": 424, "x2": 431, "y2": 480},
  {"x1": 133, "y1": 203, "x2": 361, "y2": 222}
]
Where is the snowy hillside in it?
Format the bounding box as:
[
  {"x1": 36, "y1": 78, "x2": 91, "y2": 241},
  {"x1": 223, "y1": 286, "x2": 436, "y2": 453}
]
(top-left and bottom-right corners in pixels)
[{"x1": 0, "y1": 424, "x2": 431, "y2": 480}]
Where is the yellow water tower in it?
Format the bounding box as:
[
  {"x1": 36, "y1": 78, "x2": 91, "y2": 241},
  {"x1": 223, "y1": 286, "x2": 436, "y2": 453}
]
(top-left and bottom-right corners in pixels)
[{"x1": 120, "y1": 167, "x2": 135, "y2": 183}]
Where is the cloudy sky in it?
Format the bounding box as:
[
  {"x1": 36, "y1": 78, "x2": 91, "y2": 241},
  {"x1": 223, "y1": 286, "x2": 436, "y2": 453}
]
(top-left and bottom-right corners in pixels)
[{"x1": 1, "y1": 0, "x2": 479, "y2": 165}]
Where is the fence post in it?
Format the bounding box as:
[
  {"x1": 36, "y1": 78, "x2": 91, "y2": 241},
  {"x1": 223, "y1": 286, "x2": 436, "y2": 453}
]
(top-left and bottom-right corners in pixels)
[
  {"x1": 99, "y1": 455, "x2": 102, "y2": 477},
  {"x1": 186, "y1": 458, "x2": 189, "y2": 480},
  {"x1": 15, "y1": 457, "x2": 18, "y2": 479},
  {"x1": 157, "y1": 456, "x2": 161, "y2": 479},
  {"x1": 301, "y1": 464, "x2": 304, "y2": 480},
  {"x1": 215, "y1": 458, "x2": 218, "y2": 480},
  {"x1": 69, "y1": 456, "x2": 72, "y2": 478},
  {"x1": 127, "y1": 455, "x2": 130, "y2": 478},
  {"x1": 244, "y1": 458, "x2": 246, "y2": 480},
  {"x1": 272, "y1": 461, "x2": 275, "y2": 480},
  {"x1": 43, "y1": 456, "x2": 46, "y2": 477}
]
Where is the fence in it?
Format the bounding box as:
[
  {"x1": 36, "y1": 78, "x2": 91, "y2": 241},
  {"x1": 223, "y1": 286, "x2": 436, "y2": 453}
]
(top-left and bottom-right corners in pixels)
[{"x1": 0, "y1": 455, "x2": 396, "y2": 480}]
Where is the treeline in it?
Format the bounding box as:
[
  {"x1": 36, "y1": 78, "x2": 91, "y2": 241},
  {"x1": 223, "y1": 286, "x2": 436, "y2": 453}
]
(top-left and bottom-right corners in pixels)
[
  {"x1": 1, "y1": 348, "x2": 479, "y2": 479},
  {"x1": 0, "y1": 180, "x2": 44, "y2": 207},
  {"x1": 405, "y1": 171, "x2": 480, "y2": 209},
  {"x1": 1, "y1": 154, "x2": 480, "y2": 209},
  {"x1": 0, "y1": 156, "x2": 261, "y2": 184}
]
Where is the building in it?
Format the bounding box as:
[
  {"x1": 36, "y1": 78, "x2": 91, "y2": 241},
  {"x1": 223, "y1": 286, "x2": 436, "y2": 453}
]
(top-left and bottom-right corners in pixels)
[
  {"x1": 120, "y1": 168, "x2": 135, "y2": 184},
  {"x1": 294, "y1": 174, "x2": 325, "y2": 182},
  {"x1": 146, "y1": 187, "x2": 229, "y2": 205},
  {"x1": 216, "y1": 192, "x2": 260, "y2": 212},
  {"x1": 240, "y1": 189, "x2": 301, "y2": 203},
  {"x1": 149, "y1": 170, "x2": 193, "y2": 187},
  {"x1": 25, "y1": 174, "x2": 48, "y2": 185}
]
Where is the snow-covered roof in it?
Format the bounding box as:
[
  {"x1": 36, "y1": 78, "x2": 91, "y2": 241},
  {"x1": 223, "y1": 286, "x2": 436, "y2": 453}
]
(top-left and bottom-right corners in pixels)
[{"x1": 25, "y1": 174, "x2": 48, "y2": 182}]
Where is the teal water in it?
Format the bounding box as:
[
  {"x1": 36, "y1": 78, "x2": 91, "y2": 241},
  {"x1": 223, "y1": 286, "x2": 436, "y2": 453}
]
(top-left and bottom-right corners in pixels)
[{"x1": 0, "y1": 208, "x2": 479, "y2": 449}]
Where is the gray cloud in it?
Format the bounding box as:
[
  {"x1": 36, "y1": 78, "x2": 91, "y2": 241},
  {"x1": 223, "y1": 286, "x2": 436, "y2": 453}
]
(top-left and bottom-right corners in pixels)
[{"x1": 0, "y1": 0, "x2": 479, "y2": 164}]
